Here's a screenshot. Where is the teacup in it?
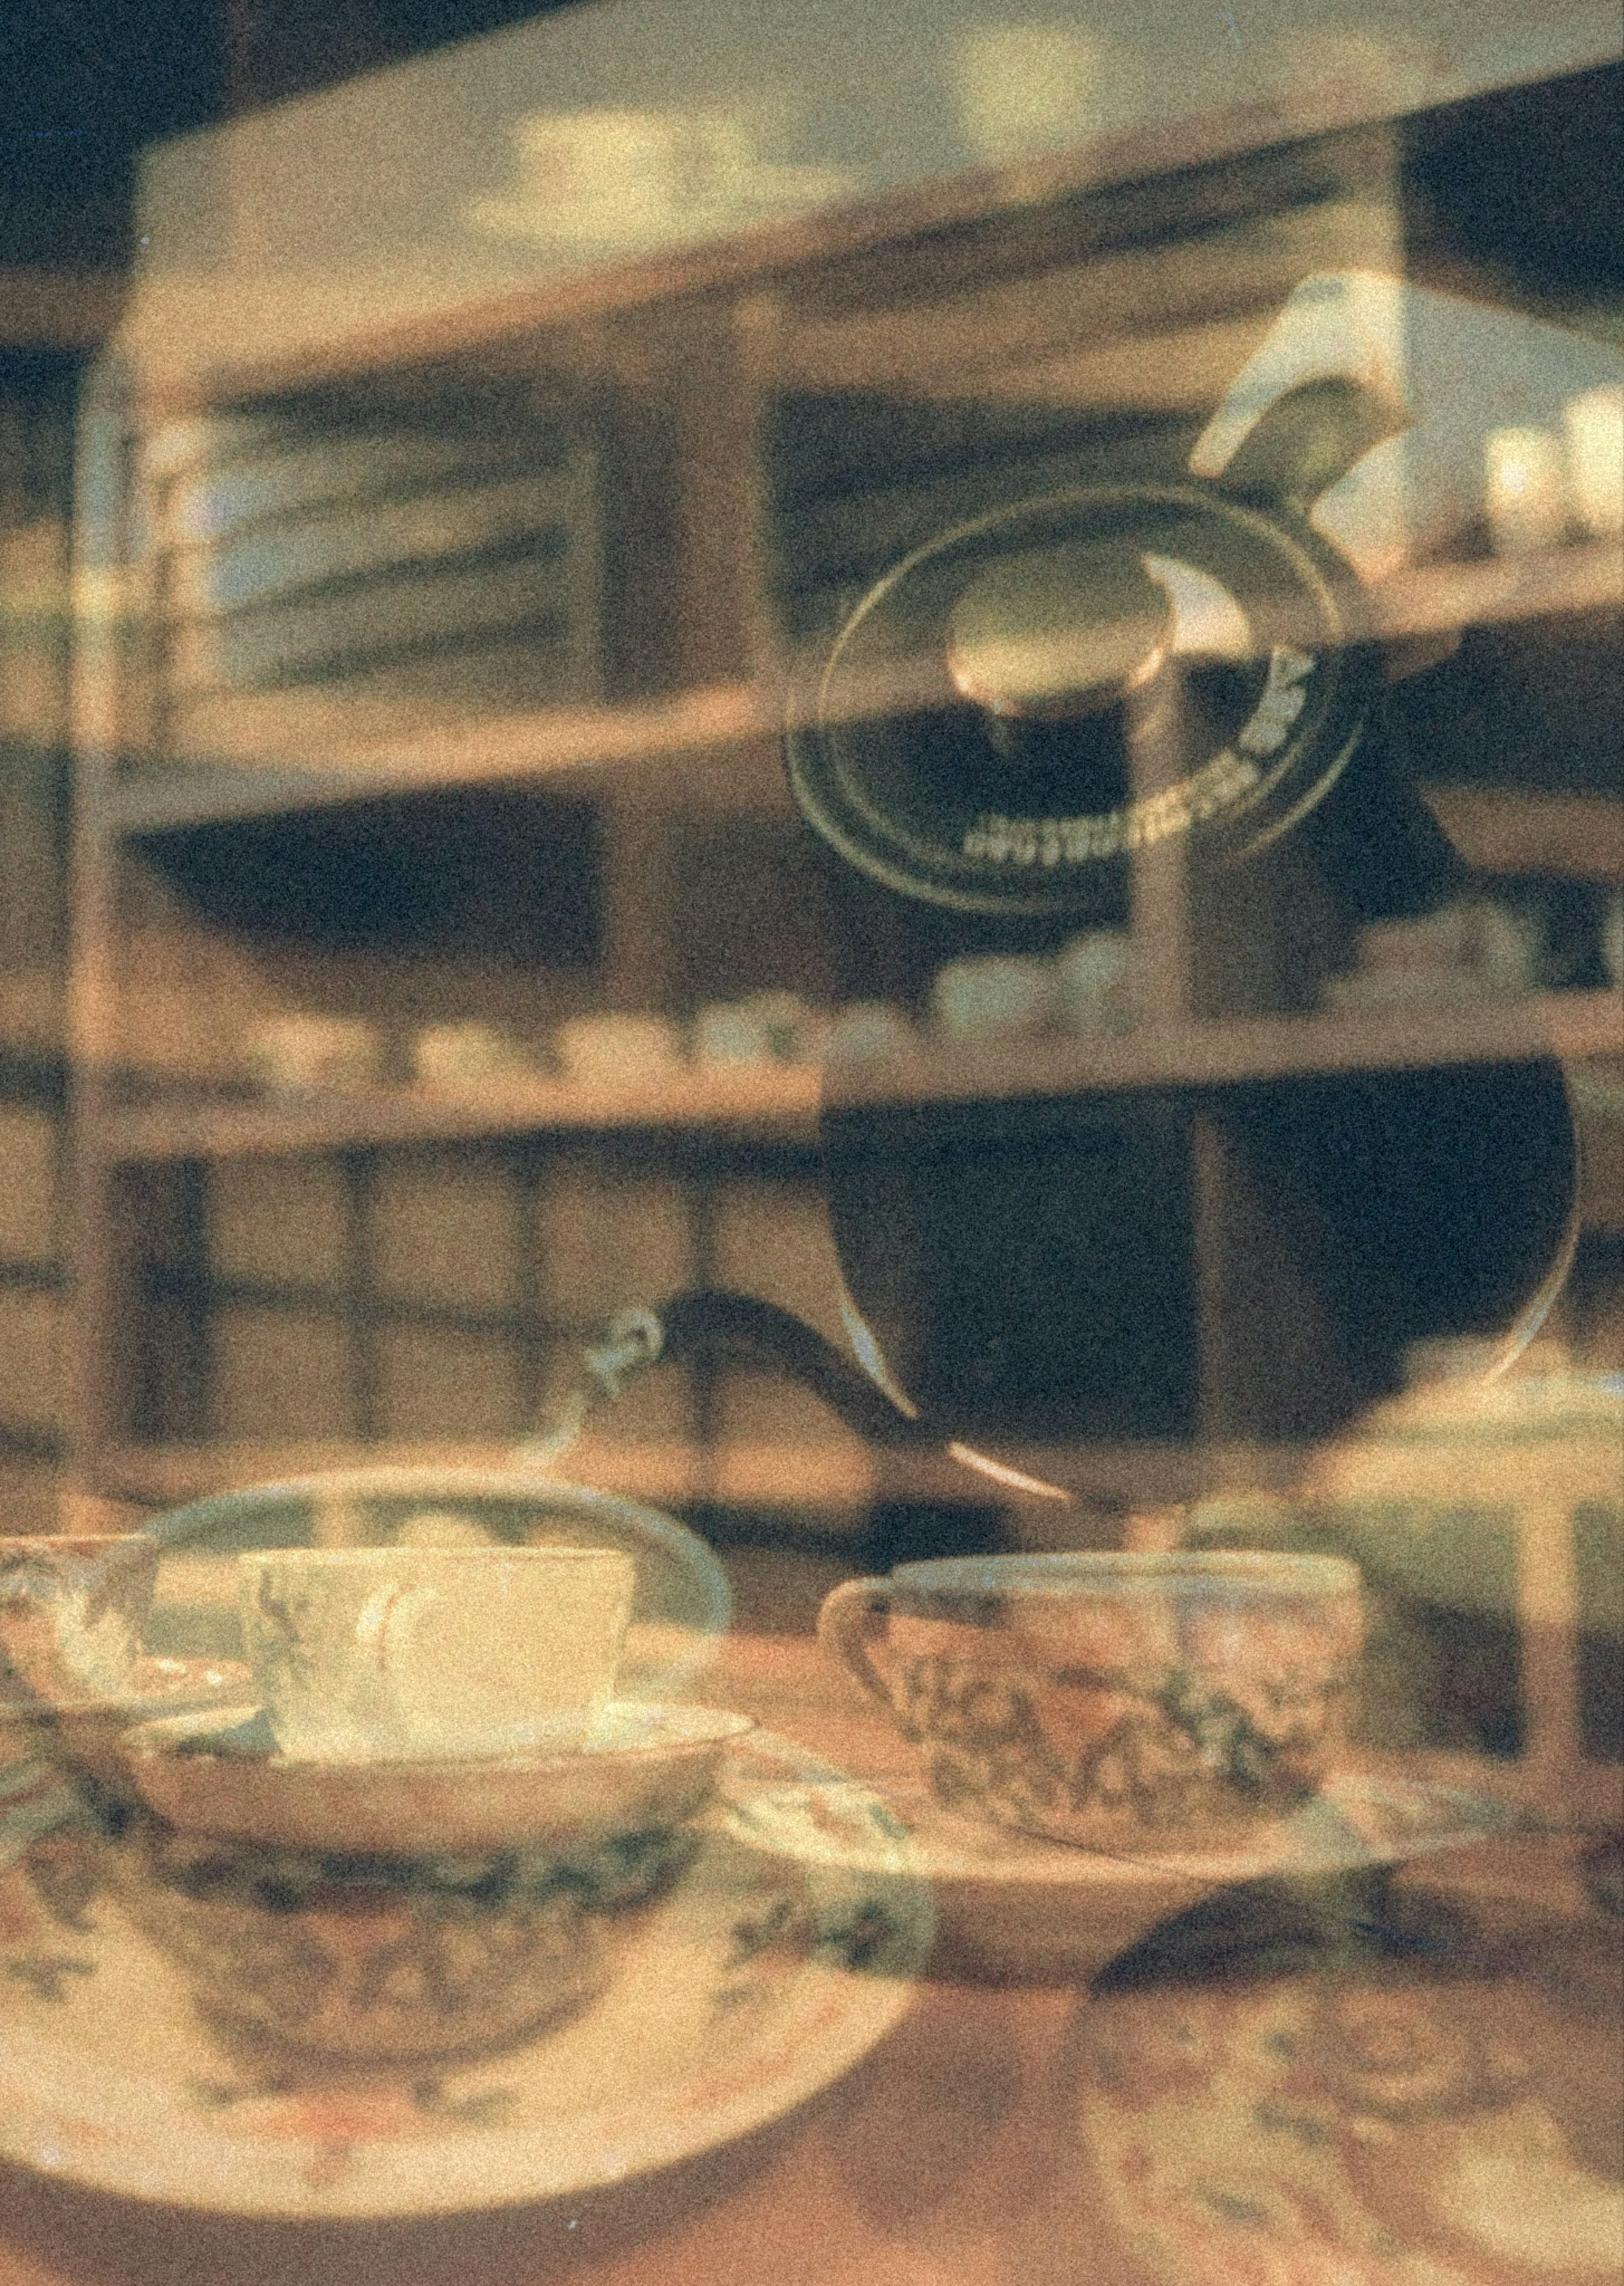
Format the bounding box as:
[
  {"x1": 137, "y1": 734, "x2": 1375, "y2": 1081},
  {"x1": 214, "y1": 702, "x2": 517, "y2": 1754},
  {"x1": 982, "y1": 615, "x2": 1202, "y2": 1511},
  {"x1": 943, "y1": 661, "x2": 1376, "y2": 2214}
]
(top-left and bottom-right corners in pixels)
[
  {"x1": 0, "y1": 1534, "x2": 159, "y2": 1708},
  {"x1": 818, "y1": 1551, "x2": 1363, "y2": 1850},
  {"x1": 112, "y1": 1822, "x2": 603, "y2": 2064},
  {"x1": 238, "y1": 1544, "x2": 635, "y2": 1762}
]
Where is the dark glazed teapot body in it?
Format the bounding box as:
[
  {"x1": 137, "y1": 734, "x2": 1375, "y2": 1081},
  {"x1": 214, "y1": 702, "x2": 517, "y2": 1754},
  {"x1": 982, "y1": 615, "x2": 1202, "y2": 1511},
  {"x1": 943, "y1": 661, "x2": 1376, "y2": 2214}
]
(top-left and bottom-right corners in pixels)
[{"x1": 592, "y1": 369, "x2": 1578, "y2": 1477}]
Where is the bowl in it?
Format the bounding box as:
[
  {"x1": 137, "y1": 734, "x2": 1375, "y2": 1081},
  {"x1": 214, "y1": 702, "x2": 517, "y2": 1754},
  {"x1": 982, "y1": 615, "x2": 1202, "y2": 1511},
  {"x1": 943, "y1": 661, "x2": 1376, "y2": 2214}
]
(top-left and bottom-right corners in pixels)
[
  {"x1": 119, "y1": 1700, "x2": 755, "y2": 1858},
  {"x1": 109, "y1": 1819, "x2": 605, "y2": 2065}
]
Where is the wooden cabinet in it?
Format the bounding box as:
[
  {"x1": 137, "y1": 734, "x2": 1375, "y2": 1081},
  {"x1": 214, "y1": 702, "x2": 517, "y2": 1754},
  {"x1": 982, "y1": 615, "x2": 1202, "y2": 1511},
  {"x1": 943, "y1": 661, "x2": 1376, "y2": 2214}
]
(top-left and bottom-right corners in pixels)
[{"x1": 65, "y1": 47, "x2": 1623, "y2": 1542}]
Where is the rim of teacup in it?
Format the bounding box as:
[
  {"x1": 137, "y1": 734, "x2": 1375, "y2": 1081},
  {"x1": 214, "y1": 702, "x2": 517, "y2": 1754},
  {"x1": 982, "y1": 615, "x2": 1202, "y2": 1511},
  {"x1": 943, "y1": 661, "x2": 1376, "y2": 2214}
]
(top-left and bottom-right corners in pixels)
[
  {"x1": 236, "y1": 1544, "x2": 634, "y2": 1569},
  {"x1": 883, "y1": 1550, "x2": 1361, "y2": 1598}
]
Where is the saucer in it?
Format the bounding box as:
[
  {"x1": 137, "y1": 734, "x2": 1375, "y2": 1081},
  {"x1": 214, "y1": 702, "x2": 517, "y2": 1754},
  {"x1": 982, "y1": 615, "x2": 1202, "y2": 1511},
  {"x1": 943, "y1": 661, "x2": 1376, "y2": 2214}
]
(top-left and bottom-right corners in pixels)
[
  {"x1": 120, "y1": 1700, "x2": 757, "y2": 1858},
  {"x1": 0, "y1": 1729, "x2": 931, "y2": 2215},
  {"x1": 2, "y1": 1655, "x2": 248, "y2": 1778},
  {"x1": 2, "y1": 1657, "x2": 252, "y2": 1871},
  {"x1": 4, "y1": 1654, "x2": 249, "y2": 1725},
  {"x1": 719, "y1": 1765, "x2": 1524, "y2": 1981}
]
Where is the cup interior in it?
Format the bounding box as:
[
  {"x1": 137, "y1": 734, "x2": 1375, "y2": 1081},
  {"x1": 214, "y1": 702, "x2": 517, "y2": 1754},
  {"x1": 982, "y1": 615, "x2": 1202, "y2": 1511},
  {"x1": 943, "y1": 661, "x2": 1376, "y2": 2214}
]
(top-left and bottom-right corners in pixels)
[{"x1": 886, "y1": 1549, "x2": 1361, "y2": 1606}]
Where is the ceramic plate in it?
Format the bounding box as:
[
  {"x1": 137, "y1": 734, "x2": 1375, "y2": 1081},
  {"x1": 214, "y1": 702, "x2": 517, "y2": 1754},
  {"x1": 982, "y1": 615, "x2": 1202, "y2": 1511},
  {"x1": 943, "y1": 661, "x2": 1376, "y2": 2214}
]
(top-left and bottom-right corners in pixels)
[
  {"x1": 720, "y1": 1769, "x2": 1523, "y2": 1889},
  {"x1": 0, "y1": 1730, "x2": 930, "y2": 2218},
  {"x1": 120, "y1": 1700, "x2": 758, "y2": 1857},
  {"x1": 719, "y1": 1766, "x2": 1525, "y2": 1981}
]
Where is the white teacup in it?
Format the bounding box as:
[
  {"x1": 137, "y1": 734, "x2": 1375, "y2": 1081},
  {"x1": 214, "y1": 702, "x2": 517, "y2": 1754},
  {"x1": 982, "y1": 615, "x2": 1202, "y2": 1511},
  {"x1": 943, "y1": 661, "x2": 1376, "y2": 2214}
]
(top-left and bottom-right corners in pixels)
[{"x1": 238, "y1": 1545, "x2": 635, "y2": 1762}]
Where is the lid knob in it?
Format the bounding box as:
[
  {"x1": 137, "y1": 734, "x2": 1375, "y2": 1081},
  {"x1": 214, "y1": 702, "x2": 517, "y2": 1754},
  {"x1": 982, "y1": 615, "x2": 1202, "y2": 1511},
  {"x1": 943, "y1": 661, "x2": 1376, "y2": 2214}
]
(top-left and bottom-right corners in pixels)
[{"x1": 945, "y1": 543, "x2": 1174, "y2": 722}]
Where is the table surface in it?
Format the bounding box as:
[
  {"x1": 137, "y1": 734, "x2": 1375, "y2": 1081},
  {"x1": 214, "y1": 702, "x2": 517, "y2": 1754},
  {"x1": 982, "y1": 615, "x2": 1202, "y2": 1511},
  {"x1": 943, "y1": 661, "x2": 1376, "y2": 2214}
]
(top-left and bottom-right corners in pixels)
[{"x1": 0, "y1": 1632, "x2": 1616, "y2": 2286}]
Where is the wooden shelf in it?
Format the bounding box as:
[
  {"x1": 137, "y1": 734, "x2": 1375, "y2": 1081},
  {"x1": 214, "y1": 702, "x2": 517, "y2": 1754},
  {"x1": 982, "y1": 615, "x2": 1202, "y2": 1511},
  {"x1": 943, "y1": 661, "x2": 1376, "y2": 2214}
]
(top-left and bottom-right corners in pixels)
[
  {"x1": 102, "y1": 1061, "x2": 823, "y2": 1162},
  {"x1": 828, "y1": 990, "x2": 1623, "y2": 1113},
  {"x1": 98, "y1": 542, "x2": 1623, "y2": 834},
  {"x1": 88, "y1": 1429, "x2": 1312, "y2": 1520},
  {"x1": 97, "y1": 992, "x2": 1621, "y2": 1165},
  {"x1": 108, "y1": 681, "x2": 785, "y2": 835}
]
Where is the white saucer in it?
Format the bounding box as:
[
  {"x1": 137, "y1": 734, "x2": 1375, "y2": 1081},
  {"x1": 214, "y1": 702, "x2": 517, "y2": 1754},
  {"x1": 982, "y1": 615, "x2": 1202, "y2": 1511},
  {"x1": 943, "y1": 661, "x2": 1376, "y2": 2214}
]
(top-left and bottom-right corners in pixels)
[
  {"x1": 0, "y1": 1728, "x2": 931, "y2": 2217},
  {"x1": 719, "y1": 1762, "x2": 1522, "y2": 1981}
]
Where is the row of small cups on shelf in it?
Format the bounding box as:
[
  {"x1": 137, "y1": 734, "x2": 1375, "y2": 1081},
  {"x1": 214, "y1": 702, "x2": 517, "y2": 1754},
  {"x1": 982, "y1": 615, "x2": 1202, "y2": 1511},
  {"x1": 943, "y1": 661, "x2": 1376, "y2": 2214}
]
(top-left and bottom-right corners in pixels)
[
  {"x1": 241, "y1": 881, "x2": 1613, "y2": 1100},
  {"x1": 1320, "y1": 894, "x2": 1613, "y2": 1016},
  {"x1": 1483, "y1": 385, "x2": 1624, "y2": 558},
  {"x1": 244, "y1": 993, "x2": 827, "y2": 1099},
  {"x1": 239, "y1": 944, "x2": 1137, "y2": 1099}
]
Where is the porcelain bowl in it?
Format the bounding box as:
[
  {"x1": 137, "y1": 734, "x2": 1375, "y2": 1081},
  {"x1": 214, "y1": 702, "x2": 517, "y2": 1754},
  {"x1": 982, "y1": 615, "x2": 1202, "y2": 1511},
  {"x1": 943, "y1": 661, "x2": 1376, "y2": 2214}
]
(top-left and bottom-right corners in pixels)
[
  {"x1": 109, "y1": 1819, "x2": 606, "y2": 2064},
  {"x1": 118, "y1": 1700, "x2": 755, "y2": 1859},
  {"x1": 109, "y1": 1703, "x2": 755, "y2": 2066}
]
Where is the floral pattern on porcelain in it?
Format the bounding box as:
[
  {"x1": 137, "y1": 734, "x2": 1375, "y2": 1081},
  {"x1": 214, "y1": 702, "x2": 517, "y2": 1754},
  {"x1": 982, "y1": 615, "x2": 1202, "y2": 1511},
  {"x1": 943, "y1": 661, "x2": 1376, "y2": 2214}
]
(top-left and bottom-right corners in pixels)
[
  {"x1": 110, "y1": 1821, "x2": 612, "y2": 2064},
  {"x1": 883, "y1": 1596, "x2": 1360, "y2": 1847}
]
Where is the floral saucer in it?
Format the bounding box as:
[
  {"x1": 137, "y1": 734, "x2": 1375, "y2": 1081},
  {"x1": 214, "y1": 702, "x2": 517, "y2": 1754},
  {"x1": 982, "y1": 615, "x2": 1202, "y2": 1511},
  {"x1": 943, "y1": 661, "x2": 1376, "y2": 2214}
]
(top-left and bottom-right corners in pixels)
[
  {"x1": 719, "y1": 1764, "x2": 1524, "y2": 1981},
  {"x1": 0, "y1": 1728, "x2": 932, "y2": 2215}
]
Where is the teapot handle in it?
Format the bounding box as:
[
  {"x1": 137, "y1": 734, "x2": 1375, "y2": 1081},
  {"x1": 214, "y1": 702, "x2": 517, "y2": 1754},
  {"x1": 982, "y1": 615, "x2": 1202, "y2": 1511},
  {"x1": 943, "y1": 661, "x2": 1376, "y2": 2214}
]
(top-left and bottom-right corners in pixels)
[
  {"x1": 1211, "y1": 373, "x2": 1408, "y2": 513},
  {"x1": 817, "y1": 1577, "x2": 899, "y2": 1715}
]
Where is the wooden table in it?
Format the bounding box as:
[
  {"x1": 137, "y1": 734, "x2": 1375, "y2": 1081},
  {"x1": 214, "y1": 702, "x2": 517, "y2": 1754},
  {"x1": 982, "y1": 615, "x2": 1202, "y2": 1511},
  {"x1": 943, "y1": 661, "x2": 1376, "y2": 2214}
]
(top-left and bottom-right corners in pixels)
[{"x1": 0, "y1": 1635, "x2": 1615, "y2": 2286}]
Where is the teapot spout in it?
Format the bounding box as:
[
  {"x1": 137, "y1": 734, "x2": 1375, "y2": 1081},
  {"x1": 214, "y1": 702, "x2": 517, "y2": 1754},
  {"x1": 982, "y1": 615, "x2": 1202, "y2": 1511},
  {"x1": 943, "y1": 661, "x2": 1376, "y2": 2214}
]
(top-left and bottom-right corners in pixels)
[{"x1": 525, "y1": 1291, "x2": 935, "y2": 1467}]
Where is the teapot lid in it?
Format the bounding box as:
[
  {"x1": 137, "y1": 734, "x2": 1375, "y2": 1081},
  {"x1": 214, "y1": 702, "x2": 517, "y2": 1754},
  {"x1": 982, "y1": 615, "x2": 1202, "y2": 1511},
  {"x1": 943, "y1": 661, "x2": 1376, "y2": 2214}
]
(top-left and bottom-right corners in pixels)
[{"x1": 785, "y1": 477, "x2": 1379, "y2": 917}]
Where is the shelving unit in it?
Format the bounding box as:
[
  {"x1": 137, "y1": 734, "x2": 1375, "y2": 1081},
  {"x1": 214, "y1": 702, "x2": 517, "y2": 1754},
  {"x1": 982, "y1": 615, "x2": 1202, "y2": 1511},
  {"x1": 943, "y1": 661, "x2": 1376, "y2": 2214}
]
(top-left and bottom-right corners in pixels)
[
  {"x1": 93, "y1": 988, "x2": 1621, "y2": 1160},
  {"x1": 69, "y1": 39, "x2": 1621, "y2": 1575}
]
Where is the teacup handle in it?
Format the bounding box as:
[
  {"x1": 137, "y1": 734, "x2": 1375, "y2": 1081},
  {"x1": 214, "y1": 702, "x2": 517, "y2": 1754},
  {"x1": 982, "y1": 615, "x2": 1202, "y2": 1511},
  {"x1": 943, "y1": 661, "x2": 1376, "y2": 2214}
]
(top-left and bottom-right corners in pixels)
[{"x1": 816, "y1": 1578, "x2": 897, "y2": 1715}]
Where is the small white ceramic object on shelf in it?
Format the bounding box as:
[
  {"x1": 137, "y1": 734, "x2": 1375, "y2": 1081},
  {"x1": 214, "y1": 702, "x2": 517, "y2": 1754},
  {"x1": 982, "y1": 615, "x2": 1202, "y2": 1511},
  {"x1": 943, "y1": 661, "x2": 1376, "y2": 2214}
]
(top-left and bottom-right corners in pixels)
[
  {"x1": 931, "y1": 954, "x2": 1056, "y2": 1040},
  {"x1": 244, "y1": 1013, "x2": 383, "y2": 1098},
  {"x1": 411, "y1": 1019, "x2": 541, "y2": 1094},
  {"x1": 1485, "y1": 425, "x2": 1570, "y2": 557},
  {"x1": 1055, "y1": 930, "x2": 1135, "y2": 1032},
  {"x1": 823, "y1": 1000, "x2": 917, "y2": 1065},
  {"x1": 0, "y1": 1728, "x2": 931, "y2": 2217},
  {"x1": 691, "y1": 991, "x2": 823, "y2": 1069},
  {"x1": 1321, "y1": 897, "x2": 1542, "y2": 1013},
  {"x1": 466, "y1": 106, "x2": 857, "y2": 255},
  {"x1": 553, "y1": 1010, "x2": 683, "y2": 1085},
  {"x1": 1564, "y1": 381, "x2": 1624, "y2": 542}
]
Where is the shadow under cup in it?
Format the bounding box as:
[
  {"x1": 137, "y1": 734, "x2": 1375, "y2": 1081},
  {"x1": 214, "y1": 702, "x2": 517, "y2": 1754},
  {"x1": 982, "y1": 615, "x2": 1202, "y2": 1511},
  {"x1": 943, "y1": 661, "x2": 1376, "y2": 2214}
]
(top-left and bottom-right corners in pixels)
[{"x1": 819, "y1": 1551, "x2": 1364, "y2": 1850}]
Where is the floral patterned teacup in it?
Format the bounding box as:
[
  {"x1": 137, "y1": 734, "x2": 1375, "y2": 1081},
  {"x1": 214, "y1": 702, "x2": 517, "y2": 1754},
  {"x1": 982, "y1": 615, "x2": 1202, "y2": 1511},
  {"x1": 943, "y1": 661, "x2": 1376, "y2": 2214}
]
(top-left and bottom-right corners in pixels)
[{"x1": 817, "y1": 1551, "x2": 1363, "y2": 1850}]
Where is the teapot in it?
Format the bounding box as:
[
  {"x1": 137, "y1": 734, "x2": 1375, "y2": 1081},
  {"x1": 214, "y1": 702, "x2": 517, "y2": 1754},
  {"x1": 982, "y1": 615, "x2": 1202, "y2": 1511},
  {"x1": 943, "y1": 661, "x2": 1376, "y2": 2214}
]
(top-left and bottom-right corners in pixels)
[{"x1": 570, "y1": 277, "x2": 1612, "y2": 1490}]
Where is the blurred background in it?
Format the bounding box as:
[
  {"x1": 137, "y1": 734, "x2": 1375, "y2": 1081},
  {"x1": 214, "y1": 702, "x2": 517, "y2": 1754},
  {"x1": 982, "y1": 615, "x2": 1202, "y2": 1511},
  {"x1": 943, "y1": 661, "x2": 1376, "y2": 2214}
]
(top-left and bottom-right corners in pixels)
[{"x1": 1, "y1": 1, "x2": 1620, "y2": 1809}]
